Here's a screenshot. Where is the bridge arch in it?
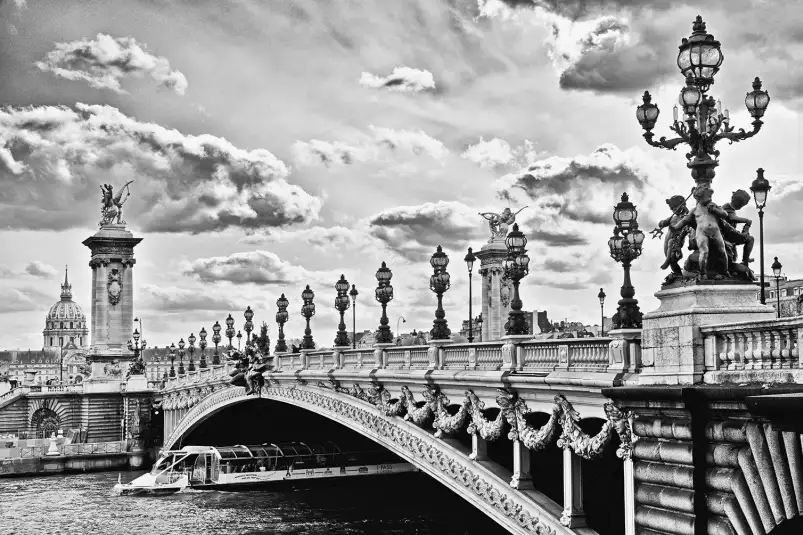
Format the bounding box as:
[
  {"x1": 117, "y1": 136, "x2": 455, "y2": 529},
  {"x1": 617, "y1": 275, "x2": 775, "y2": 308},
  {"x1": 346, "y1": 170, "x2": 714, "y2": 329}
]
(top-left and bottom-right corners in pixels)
[{"x1": 166, "y1": 384, "x2": 576, "y2": 535}]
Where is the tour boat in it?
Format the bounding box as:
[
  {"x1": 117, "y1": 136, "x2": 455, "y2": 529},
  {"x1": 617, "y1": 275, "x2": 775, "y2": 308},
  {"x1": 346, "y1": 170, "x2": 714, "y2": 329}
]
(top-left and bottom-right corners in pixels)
[{"x1": 114, "y1": 441, "x2": 415, "y2": 495}]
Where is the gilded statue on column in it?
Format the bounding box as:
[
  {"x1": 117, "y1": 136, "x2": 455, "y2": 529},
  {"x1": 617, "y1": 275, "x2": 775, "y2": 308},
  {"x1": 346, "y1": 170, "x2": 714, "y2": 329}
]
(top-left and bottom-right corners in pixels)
[
  {"x1": 100, "y1": 180, "x2": 134, "y2": 226},
  {"x1": 479, "y1": 206, "x2": 528, "y2": 243}
]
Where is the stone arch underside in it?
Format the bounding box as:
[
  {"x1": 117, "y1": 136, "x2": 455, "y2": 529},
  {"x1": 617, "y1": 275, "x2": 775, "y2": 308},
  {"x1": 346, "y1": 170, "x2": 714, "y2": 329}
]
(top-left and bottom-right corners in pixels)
[
  {"x1": 165, "y1": 385, "x2": 581, "y2": 535},
  {"x1": 30, "y1": 407, "x2": 60, "y2": 438}
]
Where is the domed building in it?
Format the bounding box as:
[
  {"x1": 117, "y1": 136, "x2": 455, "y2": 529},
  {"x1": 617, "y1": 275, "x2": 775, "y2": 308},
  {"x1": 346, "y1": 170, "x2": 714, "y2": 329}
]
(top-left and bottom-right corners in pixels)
[
  {"x1": 0, "y1": 267, "x2": 91, "y2": 386},
  {"x1": 43, "y1": 267, "x2": 89, "y2": 349}
]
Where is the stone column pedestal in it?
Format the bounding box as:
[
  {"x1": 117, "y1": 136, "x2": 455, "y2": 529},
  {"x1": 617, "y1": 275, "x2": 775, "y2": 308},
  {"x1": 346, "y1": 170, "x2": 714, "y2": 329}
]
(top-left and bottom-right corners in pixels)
[
  {"x1": 373, "y1": 343, "x2": 396, "y2": 368},
  {"x1": 640, "y1": 283, "x2": 775, "y2": 385},
  {"x1": 475, "y1": 240, "x2": 512, "y2": 342},
  {"x1": 83, "y1": 224, "x2": 142, "y2": 384},
  {"x1": 125, "y1": 374, "x2": 150, "y2": 392},
  {"x1": 501, "y1": 334, "x2": 531, "y2": 371},
  {"x1": 607, "y1": 328, "x2": 642, "y2": 374},
  {"x1": 427, "y1": 339, "x2": 452, "y2": 369}
]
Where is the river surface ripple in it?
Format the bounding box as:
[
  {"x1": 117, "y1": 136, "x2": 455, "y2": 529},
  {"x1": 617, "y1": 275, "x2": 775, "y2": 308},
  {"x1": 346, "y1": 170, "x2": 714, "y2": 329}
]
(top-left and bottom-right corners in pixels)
[{"x1": 0, "y1": 471, "x2": 508, "y2": 535}]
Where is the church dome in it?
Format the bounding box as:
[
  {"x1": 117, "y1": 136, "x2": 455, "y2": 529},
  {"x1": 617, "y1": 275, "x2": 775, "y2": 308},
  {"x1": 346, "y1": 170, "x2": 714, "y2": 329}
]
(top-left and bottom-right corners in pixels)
[
  {"x1": 43, "y1": 267, "x2": 89, "y2": 349},
  {"x1": 46, "y1": 267, "x2": 86, "y2": 322}
]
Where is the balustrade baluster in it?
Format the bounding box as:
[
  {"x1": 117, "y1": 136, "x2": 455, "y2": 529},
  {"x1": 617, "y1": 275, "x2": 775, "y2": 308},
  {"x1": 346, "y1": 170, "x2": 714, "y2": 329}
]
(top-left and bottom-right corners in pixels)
[
  {"x1": 743, "y1": 332, "x2": 754, "y2": 370},
  {"x1": 718, "y1": 334, "x2": 730, "y2": 370},
  {"x1": 769, "y1": 331, "x2": 780, "y2": 369},
  {"x1": 791, "y1": 328, "x2": 800, "y2": 368}
]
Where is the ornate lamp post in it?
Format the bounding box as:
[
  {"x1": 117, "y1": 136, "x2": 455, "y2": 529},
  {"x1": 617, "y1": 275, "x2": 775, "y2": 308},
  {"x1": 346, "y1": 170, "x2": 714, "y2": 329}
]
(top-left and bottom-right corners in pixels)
[
  {"x1": 503, "y1": 224, "x2": 531, "y2": 335},
  {"x1": 334, "y1": 275, "x2": 351, "y2": 347},
  {"x1": 608, "y1": 193, "x2": 646, "y2": 329},
  {"x1": 199, "y1": 327, "x2": 208, "y2": 369},
  {"x1": 225, "y1": 314, "x2": 235, "y2": 349},
  {"x1": 636, "y1": 16, "x2": 769, "y2": 190},
  {"x1": 177, "y1": 338, "x2": 186, "y2": 375},
  {"x1": 772, "y1": 257, "x2": 783, "y2": 318},
  {"x1": 598, "y1": 289, "x2": 606, "y2": 337},
  {"x1": 429, "y1": 246, "x2": 451, "y2": 340},
  {"x1": 244, "y1": 306, "x2": 254, "y2": 346},
  {"x1": 168, "y1": 342, "x2": 176, "y2": 378},
  {"x1": 211, "y1": 321, "x2": 221, "y2": 365},
  {"x1": 464, "y1": 247, "x2": 477, "y2": 342},
  {"x1": 300, "y1": 285, "x2": 316, "y2": 350},
  {"x1": 750, "y1": 168, "x2": 772, "y2": 304},
  {"x1": 275, "y1": 294, "x2": 289, "y2": 353},
  {"x1": 187, "y1": 332, "x2": 196, "y2": 372},
  {"x1": 374, "y1": 262, "x2": 394, "y2": 344},
  {"x1": 126, "y1": 328, "x2": 147, "y2": 377},
  {"x1": 236, "y1": 330, "x2": 242, "y2": 350},
  {"x1": 349, "y1": 285, "x2": 359, "y2": 349}
]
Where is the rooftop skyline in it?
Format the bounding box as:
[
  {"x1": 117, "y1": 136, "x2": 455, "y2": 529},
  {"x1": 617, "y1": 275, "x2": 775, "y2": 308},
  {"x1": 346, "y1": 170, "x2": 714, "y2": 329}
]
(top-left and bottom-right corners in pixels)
[{"x1": 1, "y1": 0, "x2": 801, "y2": 349}]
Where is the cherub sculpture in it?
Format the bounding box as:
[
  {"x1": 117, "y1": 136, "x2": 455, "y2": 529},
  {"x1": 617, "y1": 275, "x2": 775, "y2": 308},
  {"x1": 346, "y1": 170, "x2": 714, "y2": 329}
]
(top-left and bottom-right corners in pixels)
[
  {"x1": 479, "y1": 206, "x2": 528, "y2": 243},
  {"x1": 651, "y1": 194, "x2": 691, "y2": 284},
  {"x1": 672, "y1": 185, "x2": 730, "y2": 280},
  {"x1": 99, "y1": 181, "x2": 134, "y2": 226},
  {"x1": 720, "y1": 189, "x2": 755, "y2": 267},
  {"x1": 226, "y1": 345, "x2": 269, "y2": 396}
]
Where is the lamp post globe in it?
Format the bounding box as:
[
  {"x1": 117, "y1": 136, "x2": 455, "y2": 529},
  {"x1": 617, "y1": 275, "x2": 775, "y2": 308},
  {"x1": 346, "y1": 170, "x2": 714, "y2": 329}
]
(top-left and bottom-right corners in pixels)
[{"x1": 464, "y1": 247, "x2": 477, "y2": 342}]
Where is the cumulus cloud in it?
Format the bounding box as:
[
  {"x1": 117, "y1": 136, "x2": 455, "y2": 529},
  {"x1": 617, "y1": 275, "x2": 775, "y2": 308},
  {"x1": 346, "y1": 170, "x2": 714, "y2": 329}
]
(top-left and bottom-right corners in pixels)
[
  {"x1": 292, "y1": 126, "x2": 448, "y2": 167},
  {"x1": 367, "y1": 201, "x2": 485, "y2": 261},
  {"x1": 138, "y1": 284, "x2": 238, "y2": 312},
  {"x1": 241, "y1": 225, "x2": 363, "y2": 250},
  {"x1": 24, "y1": 261, "x2": 58, "y2": 278},
  {"x1": 36, "y1": 33, "x2": 188, "y2": 95},
  {"x1": 359, "y1": 66, "x2": 436, "y2": 93},
  {"x1": 0, "y1": 287, "x2": 51, "y2": 313},
  {"x1": 461, "y1": 137, "x2": 541, "y2": 169},
  {"x1": 0, "y1": 104, "x2": 322, "y2": 232},
  {"x1": 494, "y1": 143, "x2": 652, "y2": 224},
  {"x1": 183, "y1": 251, "x2": 302, "y2": 285}
]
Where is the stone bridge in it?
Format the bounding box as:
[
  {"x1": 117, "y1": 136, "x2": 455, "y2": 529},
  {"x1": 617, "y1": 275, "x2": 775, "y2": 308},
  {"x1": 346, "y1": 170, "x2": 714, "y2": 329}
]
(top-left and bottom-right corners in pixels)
[
  {"x1": 159, "y1": 316, "x2": 803, "y2": 535},
  {"x1": 161, "y1": 336, "x2": 635, "y2": 535}
]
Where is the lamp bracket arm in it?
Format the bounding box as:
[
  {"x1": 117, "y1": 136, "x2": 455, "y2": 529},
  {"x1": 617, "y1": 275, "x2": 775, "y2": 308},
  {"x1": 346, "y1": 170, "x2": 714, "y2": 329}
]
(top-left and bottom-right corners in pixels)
[
  {"x1": 713, "y1": 120, "x2": 762, "y2": 145},
  {"x1": 643, "y1": 131, "x2": 686, "y2": 151}
]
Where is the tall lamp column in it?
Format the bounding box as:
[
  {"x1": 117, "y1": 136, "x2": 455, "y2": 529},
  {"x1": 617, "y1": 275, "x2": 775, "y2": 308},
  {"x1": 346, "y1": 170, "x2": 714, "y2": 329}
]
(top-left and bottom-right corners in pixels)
[
  {"x1": 211, "y1": 321, "x2": 221, "y2": 366},
  {"x1": 465, "y1": 247, "x2": 476, "y2": 342},
  {"x1": 503, "y1": 224, "x2": 531, "y2": 335},
  {"x1": 244, "y1": 306, "x2": 254, "y2": 346},
  {"x1": 429, "y1": 246, "x2": 451, "y2": 340},
  {"x1": 225, "y1": 314, "x2": 235, "y2": 349},
  {"x1": 374, "y1": 262, "x2": 394, "y2": 344},
  {"x1": 177, "y1": 338, "x2": 186, "y2": 375},
  {"x1": 608, "y1": 193, "x2": 645, "y2": 329},
  {"x1": 349, "y1": 285, "x2": 359, "y2": 349},
  {"x1": 275, "y1": 294, "x2": 289, "y2": 353},
  {"x1": 199, "y1": 327, "x2": 208, "y2": 369},
  {"x1": 168, "y1": 343, "x2": 176, "y2": 378},
  {"x1": 187, "y1": 333, "x2": 196, "y2": 372},
  {"x1": 598, "y1": 289, "x2": 606, "y2": 337},
  {"x1": 751, "y1": 169, "x2": 771, "y2": 304},
  {"x1": 300, "y1": 286, "x2": 316, "y2": 350},
  {"x1": 772, "y1": 257, "x2": 783, "y2": 318},
  {"x1": 334, "y1": 275, "x2": 351, "y2": 347}
]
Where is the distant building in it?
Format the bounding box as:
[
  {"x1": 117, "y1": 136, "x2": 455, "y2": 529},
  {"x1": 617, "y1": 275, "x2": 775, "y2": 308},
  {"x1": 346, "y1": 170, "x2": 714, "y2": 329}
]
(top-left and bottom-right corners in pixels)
[
  {"x1": 459, "y1": 315, "x2": 483, "y2": 341},
  {"x1": 767, "y1": 277, "x2": 803, "y2": 317},
  {"x1": 1, "y1": 267, "x2": 89, "y2": 384}
]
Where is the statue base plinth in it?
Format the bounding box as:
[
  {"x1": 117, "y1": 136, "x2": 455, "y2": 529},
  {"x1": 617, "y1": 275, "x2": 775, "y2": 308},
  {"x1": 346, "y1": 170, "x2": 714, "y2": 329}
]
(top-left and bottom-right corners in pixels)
[
  {"x1": 83, "y1": 377, "x2": 123, "y2": 393},
  {"x1": 640, "y1": 284, "x2": 775, "y2": 385},
  {"x1": 125, "y1": 374, "x2": 150, "y2": 392}
]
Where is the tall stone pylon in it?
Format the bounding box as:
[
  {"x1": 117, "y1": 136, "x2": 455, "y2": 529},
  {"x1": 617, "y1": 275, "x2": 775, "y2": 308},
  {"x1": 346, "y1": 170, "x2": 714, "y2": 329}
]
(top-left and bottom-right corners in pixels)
[{"x1": 82, "y1": 182, "x2": 141, "y2": 391}]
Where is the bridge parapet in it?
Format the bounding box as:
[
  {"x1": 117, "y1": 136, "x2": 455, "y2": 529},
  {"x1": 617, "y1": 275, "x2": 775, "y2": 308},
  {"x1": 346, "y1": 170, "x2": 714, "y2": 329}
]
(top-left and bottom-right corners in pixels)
[{"x1": 702, "y1": 316, "x2": 803, "y2": 383}]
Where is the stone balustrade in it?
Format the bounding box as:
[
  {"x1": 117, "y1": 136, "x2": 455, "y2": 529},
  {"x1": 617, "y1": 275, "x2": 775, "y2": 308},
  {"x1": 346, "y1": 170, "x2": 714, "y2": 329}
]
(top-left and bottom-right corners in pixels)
[
  {"x1": 161, "y1": 336, "x2": 641, "y2": 390},
  {"x1": 702, "y1": 316, "x2": 803, "y2": 379}
]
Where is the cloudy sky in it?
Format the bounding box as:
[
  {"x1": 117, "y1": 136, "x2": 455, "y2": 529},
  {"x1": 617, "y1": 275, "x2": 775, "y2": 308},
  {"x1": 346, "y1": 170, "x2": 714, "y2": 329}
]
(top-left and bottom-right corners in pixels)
[{"x1": 0, "y1": 0, "x2": 801, "y2": 350}]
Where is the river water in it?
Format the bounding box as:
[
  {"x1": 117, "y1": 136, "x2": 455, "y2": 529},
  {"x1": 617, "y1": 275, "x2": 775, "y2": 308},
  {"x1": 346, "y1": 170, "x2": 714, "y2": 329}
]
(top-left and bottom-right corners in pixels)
[{"x1": 0, "y1": 471, "x2": 508, "y2": 535}]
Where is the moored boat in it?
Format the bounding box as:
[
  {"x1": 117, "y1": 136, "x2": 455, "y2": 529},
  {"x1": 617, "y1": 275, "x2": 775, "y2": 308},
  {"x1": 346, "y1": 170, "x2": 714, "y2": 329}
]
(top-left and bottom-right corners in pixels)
[{"x1": 114, "y1": 440, "x2": 415, "y2": 494}]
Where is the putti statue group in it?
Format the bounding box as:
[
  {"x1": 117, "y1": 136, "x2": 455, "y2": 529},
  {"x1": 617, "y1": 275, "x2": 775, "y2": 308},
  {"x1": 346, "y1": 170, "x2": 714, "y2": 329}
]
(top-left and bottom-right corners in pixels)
[
  {"x1": 225, "y1": 344, "x2": 270, "y2": 396},
  {"x1": 652, "y1": 183, "x2": 756, "y2": 285}
]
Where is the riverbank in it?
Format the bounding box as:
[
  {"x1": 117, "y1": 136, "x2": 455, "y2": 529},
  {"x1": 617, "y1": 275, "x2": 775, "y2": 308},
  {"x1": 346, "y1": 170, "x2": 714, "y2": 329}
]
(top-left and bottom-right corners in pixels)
[{"x1": 0, "y1": 447, "x2": 156, "y2": 478}]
